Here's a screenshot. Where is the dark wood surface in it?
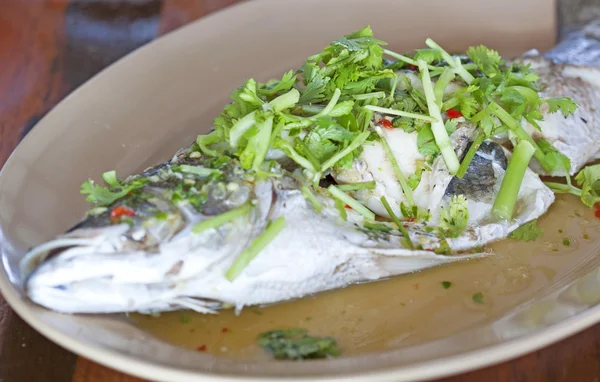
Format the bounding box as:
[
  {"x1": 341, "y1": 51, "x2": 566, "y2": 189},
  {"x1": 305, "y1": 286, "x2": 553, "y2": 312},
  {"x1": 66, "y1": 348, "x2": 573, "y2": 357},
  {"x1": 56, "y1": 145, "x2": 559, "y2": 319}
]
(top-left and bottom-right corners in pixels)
[{"x1": 1, "y1": 1, "x2": 600, "y2": 381}]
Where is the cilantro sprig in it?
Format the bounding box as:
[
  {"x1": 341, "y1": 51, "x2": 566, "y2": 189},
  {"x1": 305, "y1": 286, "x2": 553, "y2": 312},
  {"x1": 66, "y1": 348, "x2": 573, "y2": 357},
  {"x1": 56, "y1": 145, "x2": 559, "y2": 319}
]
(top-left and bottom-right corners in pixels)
[
  {"x1": 545, "y1": 164, "x2": 600, "y2": 207},
  {"x1": 80, "y1": 171, "x2": 148, "y2": 206}
]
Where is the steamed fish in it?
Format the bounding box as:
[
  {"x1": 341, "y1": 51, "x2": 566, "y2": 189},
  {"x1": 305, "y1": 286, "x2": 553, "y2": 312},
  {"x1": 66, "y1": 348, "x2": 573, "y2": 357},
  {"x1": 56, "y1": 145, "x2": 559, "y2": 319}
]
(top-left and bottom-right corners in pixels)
[
  {"x1": 510, "y1": 54, "x2": 600, "y2": 176},
  {"x1": 20, "y1": 26, "x2": 599, "y2": 315}
]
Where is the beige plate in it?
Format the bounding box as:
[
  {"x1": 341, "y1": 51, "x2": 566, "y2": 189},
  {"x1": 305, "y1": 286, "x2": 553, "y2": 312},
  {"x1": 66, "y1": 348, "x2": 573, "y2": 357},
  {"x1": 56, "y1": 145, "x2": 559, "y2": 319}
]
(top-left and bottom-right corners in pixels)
[{"x1": 6, "y1": 0, "x2": 600, "y2": 381}]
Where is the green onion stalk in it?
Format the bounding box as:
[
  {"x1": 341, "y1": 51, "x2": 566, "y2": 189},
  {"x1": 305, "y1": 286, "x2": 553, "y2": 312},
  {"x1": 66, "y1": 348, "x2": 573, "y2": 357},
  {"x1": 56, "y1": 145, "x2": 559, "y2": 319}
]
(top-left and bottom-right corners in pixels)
[{"x1": 492, "y1": 140, "x2": 536, "y2": 220}]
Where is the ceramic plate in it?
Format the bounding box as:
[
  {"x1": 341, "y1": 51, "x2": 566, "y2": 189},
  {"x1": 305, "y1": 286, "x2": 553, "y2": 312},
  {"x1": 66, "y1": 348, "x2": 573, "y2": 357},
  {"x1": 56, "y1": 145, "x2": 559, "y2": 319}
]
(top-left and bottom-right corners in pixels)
[{"x1": 6, "y1": 0, "x2": 600, "y2": 381}]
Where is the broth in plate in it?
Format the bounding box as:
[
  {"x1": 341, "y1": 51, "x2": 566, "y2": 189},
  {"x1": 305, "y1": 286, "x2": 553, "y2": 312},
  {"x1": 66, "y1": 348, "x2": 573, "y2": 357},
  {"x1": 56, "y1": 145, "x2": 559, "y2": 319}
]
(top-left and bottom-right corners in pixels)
[{"x1": 131, "y1": 193, "x2": 600, "y2": 360}]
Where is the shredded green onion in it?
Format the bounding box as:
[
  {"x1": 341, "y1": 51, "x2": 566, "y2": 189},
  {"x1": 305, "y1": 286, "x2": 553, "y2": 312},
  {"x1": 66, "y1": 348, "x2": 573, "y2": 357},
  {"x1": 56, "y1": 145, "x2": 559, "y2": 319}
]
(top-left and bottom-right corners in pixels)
[
  {"x1": 192, "y1": 203, "x2": 253, "y2": 233},
  {"x1": 327, "y1": 185, "x2": 375, "y2": 220},
  {"x1": 492, "y1": 140, "x2": 536, "y2": 220},
  {"x1": 226, "y1": 216, "x2": 287, "y2": 281}
]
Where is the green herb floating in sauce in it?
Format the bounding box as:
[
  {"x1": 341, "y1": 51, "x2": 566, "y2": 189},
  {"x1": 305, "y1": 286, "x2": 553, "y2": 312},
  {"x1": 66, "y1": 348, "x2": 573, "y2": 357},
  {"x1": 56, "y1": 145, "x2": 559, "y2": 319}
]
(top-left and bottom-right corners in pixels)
[
  {"x1": 257, "y1": 329, "x2": 340, "y2": 360},
  {"x1": 441, "y1": 281, "x2": 452, "y2": 289},
  {"x1": 472, "y1": 292, "x2": 484, "y2": 304},
  {"x1": 509, "y1": 220, "x2": 544, "y2": 242}
]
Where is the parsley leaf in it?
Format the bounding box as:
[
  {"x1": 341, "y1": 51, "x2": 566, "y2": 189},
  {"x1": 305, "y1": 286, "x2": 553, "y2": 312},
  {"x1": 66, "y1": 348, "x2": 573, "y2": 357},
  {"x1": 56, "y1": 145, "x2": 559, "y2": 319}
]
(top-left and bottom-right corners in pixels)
[{"x1": 509, "y1": 220, "x2": 544, "y2": 241}]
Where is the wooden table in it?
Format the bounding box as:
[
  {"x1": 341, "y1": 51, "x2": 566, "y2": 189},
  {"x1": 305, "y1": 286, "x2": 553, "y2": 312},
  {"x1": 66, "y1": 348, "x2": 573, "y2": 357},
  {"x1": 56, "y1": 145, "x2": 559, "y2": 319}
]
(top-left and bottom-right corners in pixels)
[{"x1": 2, "y1": 1, "x2": 600, "y2": 381}]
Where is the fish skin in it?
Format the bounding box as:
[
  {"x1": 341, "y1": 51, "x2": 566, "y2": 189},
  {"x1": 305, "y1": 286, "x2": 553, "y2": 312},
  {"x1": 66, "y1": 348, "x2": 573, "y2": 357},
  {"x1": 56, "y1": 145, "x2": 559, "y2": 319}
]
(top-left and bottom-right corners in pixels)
[
  {"x1": 511, "y1": 55, "x2": 600, "y2": 176},
  {"x1": 20, "y1": 156, "x2": 484, "y2": 314},
  {"x1": 445, "y1": 141, "x2": 507, "y2": 203}
]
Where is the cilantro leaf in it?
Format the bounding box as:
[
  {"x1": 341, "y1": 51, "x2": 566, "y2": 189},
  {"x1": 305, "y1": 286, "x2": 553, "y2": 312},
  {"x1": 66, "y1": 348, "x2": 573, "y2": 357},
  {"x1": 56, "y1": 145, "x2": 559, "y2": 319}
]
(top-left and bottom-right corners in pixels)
[
  {"x1": 257, "y1": 70, "x2": 297, "y2": 98},
  {"x1": 509, "y1": 219, "x2": 544, "y2": 241},
  {"x1": 438, "y1": 195, "x2": 469, "y2": 238},
  {"x1": 537, "y1": 139, "x2": 571, "y2": 174},
  {"x1": 546, "y1": 97, "x2": 578, "y2": 117},
  {"x1": 80, "y1": 171, "x2": 148, "y2": 206},
  {"x1": 575, "y1": 164, "x2": 600, "y2": 207},
  {"x1": 257, "y1": 328, "x2": 340, "y2": 360},
  {"x1": 467, "y1": 45, "x2": 504, "y2": 78},
  {"x1": 417, "y1": 125, "x2": 439, "y2": 157}
]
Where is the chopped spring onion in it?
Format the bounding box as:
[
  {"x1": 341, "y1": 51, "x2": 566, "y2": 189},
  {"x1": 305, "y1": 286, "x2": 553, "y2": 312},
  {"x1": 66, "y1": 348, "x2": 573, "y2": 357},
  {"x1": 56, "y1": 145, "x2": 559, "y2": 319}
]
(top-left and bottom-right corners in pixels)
[
  {"x1": 492, "y1": 140, "x2": 536, "y2": 220},
  {"x1": 374, "y1": 126, "x2": 415, "y2": 206},
  {"x1": 456, "y1": 132, "x2": 485, "y2": 179},
  {"x1": 365, "y1": 105, "x2": 437, "y2": 122},
  {"x1": 177, "y1": 165, "x2": 220, "y2": 178},
  {"x1": 327, "y1": 185, "x2": 375, "y2": 220},
  {"x1": 225, "y1": 216, "x2": 287, "y2": 281},
  {"x1": 336, "y1": 181, "x2": 376, "y2": 192},
  {"x1": 380, "y1": 196, "x2": 414, "y2": 249},
  {"x1": 418, "y1": 60, "x2": 460, "y2": 175},
  {"x1": 192, "y1": 203, "x2": 253, "y2": 234}
]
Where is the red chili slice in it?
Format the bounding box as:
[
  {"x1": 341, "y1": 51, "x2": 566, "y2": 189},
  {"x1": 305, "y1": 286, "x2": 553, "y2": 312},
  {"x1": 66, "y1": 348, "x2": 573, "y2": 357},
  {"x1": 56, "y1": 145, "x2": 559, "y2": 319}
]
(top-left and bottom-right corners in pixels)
[
  {"x1": 110, "y1": 206, "x2": 135, "y2": 220},
  {"x1": 594, "y1": 203, "x2": 600, "y2": 218},
  {"x1": 407, "y1": 64, "x2": 418, "y2": 70},
  {"x1": 379, "y1": 119, "x2": 394, "y2": 130},
  {"x1": 197, "y1": 345, "x2": 207, "y2": 352},
  {"x1": 446, "y1": 108, "x2": 463, "y2": 119}
]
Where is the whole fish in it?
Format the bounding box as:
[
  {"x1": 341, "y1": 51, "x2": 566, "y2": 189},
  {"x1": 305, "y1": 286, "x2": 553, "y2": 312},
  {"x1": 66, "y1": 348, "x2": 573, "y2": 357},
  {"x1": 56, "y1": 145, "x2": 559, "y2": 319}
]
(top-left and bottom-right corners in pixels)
[
  {"x1": 20, "y1": 147, "x2": 551, "y2": 314},
  {"x1": 19, "y1": 25, "x2": 590, "y2": 315}
]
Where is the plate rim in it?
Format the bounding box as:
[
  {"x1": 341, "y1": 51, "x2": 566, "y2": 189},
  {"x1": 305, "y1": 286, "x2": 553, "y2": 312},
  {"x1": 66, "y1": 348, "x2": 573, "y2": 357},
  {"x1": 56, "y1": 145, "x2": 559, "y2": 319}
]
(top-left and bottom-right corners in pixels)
[{"x1": 3, "y1": 0, "x2": 596, "y2": 381}]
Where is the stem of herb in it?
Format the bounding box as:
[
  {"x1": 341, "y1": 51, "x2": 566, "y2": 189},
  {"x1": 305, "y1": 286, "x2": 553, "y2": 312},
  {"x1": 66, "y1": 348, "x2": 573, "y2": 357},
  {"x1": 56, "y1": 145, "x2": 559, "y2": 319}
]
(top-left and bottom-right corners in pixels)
[
  {"x1": 433, "y1": 67, "x2": 455, "y2": 108},
  {"x1": 425, "y1": 39, "x2": 475, "y2": 84},
  {"x1": 319, "y1": 131, "x2": 370, "y2": 174},
  {"x1": 375, "y1": 126, "x2": 415, "y2": 206},
  {"x1": 336, "y1": 181, "x2": 376, "y2": 192},
  {"x1": 365, "y1": 105, "x2": 436, "y2": 122},
  {"x1": 418, "y1": 60, "x2": 460, "y2": 174},
  {"x1": 381, "y1": 196, "x2": 414, "y2": 249},
  {"x1": 486, "y1": 101, "x2": 548, "y2": 172},
  {"x1": 353, "y1": 92, "x2": 386, "y2": 100},
  {"x1": 327, "y1": 185, "x2": 375, "y2": 220},
  {"x1": 456, "y1": 133, "x2": 485, "y2": 179}
]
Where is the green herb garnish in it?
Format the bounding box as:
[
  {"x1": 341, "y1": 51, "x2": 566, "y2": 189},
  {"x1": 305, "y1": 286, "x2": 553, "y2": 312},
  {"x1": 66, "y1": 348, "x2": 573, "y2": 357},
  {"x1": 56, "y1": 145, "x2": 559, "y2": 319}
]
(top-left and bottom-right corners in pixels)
[
  {"x1": 472, "y1": 292, "x2": 484, "y2": 304},
  {"x1": 257, "y1": 329, "x2": 340, "y2": 360},
  {"x1": 509, "y1": 220, "x2": 544, "y2": 242}
]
